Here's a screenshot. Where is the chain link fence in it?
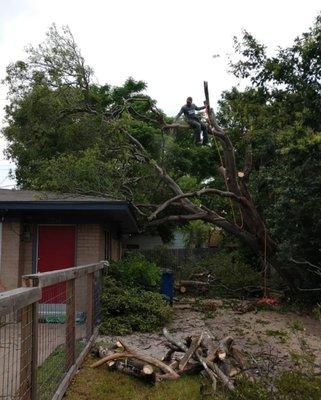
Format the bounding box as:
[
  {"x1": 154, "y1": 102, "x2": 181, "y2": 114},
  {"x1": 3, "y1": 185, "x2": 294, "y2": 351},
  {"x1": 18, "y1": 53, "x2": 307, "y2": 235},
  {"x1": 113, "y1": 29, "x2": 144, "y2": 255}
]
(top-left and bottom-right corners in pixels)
[{"x1": 0, "y1": 262, "x2": 107, "y2": 400}]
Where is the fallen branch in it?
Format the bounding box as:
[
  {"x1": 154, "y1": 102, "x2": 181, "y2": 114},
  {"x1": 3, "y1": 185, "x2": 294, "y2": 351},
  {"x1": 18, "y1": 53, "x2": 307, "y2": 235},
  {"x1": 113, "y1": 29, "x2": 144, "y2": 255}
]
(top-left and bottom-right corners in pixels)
[
  {"x1": 179, "y1": 334, "x2": 203, "y2": 371},
  {"x1": 91, "y1": 342, "x2": 179, "y2": 379},
  {"x1": 92, "y1": 329, "x2": 246, "y2": 392}
]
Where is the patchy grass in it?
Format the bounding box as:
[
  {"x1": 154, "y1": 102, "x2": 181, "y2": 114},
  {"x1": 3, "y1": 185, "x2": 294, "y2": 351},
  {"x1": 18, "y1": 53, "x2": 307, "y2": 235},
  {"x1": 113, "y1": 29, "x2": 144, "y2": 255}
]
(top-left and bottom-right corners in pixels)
[
  {"x1": 38, "y1": 341, "x2": 86, "y2": 400},
  {"x1": 265, "y1": 329, "x2": 288, "y2": 338},
  {"x1": 65, "y1": 357, "x2": 321, "y2": 400},
  {"x1": 65, "y1": 357, "x2": 215, "y2": 400},
  {"x1": 275, "y1": 371, "x2": 321, "y2": 400},
  {"x1": 288, "y1": 320, "x2": 305, "y2": 332},
  {"x1": 37, "y1": 344, "x2": 66, "y2": 400},
  {"x1": 255, "y1": 319, "x2": 270, "y2": 325}
]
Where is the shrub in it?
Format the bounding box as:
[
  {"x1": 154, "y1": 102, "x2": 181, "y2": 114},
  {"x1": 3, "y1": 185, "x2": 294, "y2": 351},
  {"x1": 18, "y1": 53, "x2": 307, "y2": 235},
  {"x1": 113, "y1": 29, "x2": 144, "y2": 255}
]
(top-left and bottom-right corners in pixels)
[
  {"x1": 99, "y1": 278, "x2": 172, "y2": 335},
  {"x1": 275, "y1": 371, "x2": 321, "y2": 400},
  {"x1": 108, "y1": 252, "x2": 160, "y2": 291},
  {"x1": 190, "y1": 251, "x2": 263, "y2": 298},
  {"x1": 229, "y1": 377, "x2": 268, "y2": 400}
]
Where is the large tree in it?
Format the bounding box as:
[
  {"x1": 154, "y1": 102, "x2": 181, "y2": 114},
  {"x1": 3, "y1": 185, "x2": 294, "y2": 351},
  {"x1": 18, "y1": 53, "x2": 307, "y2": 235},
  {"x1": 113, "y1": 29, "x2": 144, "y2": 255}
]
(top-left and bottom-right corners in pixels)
[{"x1": 2, "y1": 21, "x2": 321, "y2": 292}]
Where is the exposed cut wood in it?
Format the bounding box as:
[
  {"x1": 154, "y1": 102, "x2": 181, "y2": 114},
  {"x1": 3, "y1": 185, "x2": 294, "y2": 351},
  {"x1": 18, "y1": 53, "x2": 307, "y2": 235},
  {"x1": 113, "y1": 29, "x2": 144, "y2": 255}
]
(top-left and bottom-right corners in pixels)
[
  {"x1": 92, "y1": 329, "x2": 246, "y2": 392},
  {"x1": 107, "y1": 359, "x2": 156, "y2": 384},
  {"x1": 91, "y1": 342, "x2": 179, "y2": 379},
  {"x1": 179, "y1": 334, "x2": 203, "y2": 371}
]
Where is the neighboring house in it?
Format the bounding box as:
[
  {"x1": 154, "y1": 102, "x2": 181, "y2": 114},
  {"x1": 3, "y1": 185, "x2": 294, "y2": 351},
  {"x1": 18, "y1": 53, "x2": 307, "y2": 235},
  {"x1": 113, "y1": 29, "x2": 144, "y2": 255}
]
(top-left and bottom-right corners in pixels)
[
  {"x1": 124, "y1": 229, "x2": 221, "y2": 250},
  {"x1": 124, "y1": 230, "x2": 186, "y2": 250},
  {"x1": 0, "y1": 189, "x2": 138, "y2": 291}
]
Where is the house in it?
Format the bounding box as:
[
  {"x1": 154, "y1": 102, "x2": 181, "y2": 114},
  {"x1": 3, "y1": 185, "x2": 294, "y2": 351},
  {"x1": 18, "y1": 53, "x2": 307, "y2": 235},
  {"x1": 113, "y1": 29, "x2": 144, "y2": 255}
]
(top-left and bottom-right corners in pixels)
[
  {"x1": 124, "y1": 228, "x2": 221, "y2": 250},
  {"x1": 0, "y1": 189, "x2": 138, "y2": 291},
  {"x1": 124, "y1": 230, "x2": 186, "y2": 250}
]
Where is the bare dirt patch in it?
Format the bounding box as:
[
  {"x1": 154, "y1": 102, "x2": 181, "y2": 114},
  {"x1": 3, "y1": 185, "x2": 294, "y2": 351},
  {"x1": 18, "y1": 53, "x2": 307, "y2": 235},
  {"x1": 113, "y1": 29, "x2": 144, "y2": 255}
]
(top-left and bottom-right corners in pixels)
[{"x1": 98, "y1": 298, "x2": 321, "y2": 376}]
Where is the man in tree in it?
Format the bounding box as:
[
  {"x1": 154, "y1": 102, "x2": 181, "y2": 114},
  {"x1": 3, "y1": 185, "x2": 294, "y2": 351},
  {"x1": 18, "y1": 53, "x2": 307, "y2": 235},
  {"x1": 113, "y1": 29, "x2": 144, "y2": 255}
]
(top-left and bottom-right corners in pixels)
[{"x1": 174, "y1": 97, "x2": 209, "y2": 145}]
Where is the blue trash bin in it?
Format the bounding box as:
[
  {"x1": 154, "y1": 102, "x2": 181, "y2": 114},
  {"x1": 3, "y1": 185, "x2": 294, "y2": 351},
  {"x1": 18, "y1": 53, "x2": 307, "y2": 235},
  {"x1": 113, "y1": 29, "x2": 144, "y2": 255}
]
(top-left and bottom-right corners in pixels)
[{"x1": 160, "y1": 269, "x2": 174, "y2": 305}]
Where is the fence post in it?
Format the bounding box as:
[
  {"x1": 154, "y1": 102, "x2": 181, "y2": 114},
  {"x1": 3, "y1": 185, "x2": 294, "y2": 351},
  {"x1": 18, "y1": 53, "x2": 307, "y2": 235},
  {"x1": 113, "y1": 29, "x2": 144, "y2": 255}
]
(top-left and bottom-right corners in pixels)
[
  {"x1": 20, "y1": 304, "x2": 33, "y2": 400},
  {"x1": 21, "y1": 275, "x2": 39, "y2": 400},
  {"x1": 86, "y1": 272, "x2": 94, "y2": 339},
  {"x1": 31, "y1": 302, "x2": 38, "y2": 400},
  {"x1": 66, "y1": 279, "x2": 75, "y2": 370}
]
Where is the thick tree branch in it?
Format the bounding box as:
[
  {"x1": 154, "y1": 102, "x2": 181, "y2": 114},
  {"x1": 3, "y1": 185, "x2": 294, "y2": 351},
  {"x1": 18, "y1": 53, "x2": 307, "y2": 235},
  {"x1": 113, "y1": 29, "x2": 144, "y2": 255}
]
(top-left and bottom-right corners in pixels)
[
  {"x1": 147, "y1": 213, "x2": 210, "y2": 227},
  {"x1": 148, "y1": 188, "x2": 250, "y2": 221}
]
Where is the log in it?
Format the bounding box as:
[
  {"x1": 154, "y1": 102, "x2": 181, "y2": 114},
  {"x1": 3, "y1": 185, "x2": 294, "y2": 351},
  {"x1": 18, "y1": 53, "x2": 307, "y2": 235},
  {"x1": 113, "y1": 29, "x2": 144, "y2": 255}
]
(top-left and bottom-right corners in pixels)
[
  {"x1": 162, "y1": 328, "x2": 188, "y2": 352},
  {"x1": 176, "y1": 280, "x2": 210, "y2": 294},
  {"x1": 169, "y1": 360, "x2": 179, "y2": 369},
  {"x1": 92, "y1": 341, "x2": 180, "y2": 379},
  {"x1": 164, "y1": 342, "x2": 183, "y2": 352},
  {"x1": 155, "y1": 371, "x2": 183, "y2": 382},
  {"x1": 111, "y1": 359, "x2": 154, "y2": 375},
  {"x1": 197, "y1": 349, "x2": 235, "y2": 392},
  {"x1": 195, "y1": 350, "x2": 217, "y2": 391},
  {"x1": 201, "y1": 335, "x2": 217, "y2": 360},
  {"x1": 179, "y1": 280, "x2": 210, "y2": 287},
  {"x1": 207, "y1": 336, "x2": 234, "y2": 362},
  {"x1": 230, "y1": 346, "x2": 246, "y2": 370},
  {"x1": 92, "y1": 329, "x2": 244, "y2": 392},
  {"x1": 208, "y1": 361, "x2": 235, "y2": 391},
  {"x1": 177, "y1": 362, "x2": 202, "y2": 376},
  {"x1": 108, "y1": 359, "x2": 156, "y2": 384},
  {"x1": 179, "y1": 286, "x2": 187, "y2": 294},
  {"x1": 179, "y1": 334, "x2": 203, "y2": 371},
  {"x1": 162, "y1": 348, "x2": 176, "y2": 363}
]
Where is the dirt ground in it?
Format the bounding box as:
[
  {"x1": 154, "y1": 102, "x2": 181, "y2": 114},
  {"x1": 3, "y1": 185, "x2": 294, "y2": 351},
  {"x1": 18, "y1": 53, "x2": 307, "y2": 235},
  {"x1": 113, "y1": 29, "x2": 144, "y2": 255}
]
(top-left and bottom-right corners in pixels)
[{"x1": 99, "y1": 298, "x2": 321, "y2": 376}]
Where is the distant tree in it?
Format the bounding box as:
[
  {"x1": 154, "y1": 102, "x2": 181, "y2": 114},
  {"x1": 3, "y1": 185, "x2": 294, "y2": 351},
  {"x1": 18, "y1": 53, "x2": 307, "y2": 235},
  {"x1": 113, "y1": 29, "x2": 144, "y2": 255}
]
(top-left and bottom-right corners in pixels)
[{"x1": 216, "y1": 15, "x2": 321, "y2": 289}]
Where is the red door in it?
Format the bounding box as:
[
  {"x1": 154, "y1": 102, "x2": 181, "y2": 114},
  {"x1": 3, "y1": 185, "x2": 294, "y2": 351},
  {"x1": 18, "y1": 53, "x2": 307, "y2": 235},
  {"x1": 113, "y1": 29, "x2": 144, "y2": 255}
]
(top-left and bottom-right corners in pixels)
[{"x1": 38, "y1": 225, "x2": 76, "y2": 303}]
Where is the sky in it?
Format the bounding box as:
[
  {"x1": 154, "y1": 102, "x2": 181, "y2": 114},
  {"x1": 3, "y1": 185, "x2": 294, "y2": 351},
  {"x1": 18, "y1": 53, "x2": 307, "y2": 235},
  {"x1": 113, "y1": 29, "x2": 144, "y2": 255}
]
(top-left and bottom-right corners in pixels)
[{"x1": 0, "y1": 0, "x2": 320, "y2": 188}]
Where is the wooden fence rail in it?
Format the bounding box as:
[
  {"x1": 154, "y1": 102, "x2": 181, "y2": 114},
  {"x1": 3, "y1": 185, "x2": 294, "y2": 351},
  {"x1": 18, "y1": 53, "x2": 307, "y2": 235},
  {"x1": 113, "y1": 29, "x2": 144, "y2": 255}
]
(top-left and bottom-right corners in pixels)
[{"x1": 0, "y1": 261, "x2": 107, "y2": 400}]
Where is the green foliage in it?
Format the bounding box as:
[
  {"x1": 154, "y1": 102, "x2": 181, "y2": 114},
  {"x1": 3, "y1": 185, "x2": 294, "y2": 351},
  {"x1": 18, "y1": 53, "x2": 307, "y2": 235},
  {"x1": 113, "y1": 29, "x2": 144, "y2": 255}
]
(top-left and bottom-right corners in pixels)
[
  {"x1": 100, "y1": 253, "x2": 170, "y2": 335},
  {"x1": 180, "y1": 220, "x2": 213, "y2": 249},
  {"x1": 229, "y1": 377, "x2": 268, "y2": 400},
  {"x1": 288, "y1": 319, "x2": 305, "y2": 333},
  {"x1": 177, "y1": 249, "x2": 263, "y2": 298},
  {"x1": 204, "y1": 251, "x2": 262, "y2": 298},
  {"x1": 275, "y1": 371, "x2": 321, "y2": 400},
  {"x1": 99, "y1": 278, "x2": 171, "y2": 335},
  {"x1": 215, "y1": 250, "x2": 260, "y2": 280},
  {"x1": 66, "y1": 357, "x2": 206, "y2": 400},
  {"x1": 1, "y1": 23, "x2": 230, "y2": 231},
  {"x1": 142, "y1": 245, "x2": 176, "y2": 270},
  {"x1": 38, "y1": 341, "x2": 85, "y2": 400},
  {"x1": 265, "y1": 329, "x2": 288, "y2": 338},
  {"x1": 108, "y1": 252, "x2": 160, "y2": 291},
  {"x1": 312, "y1": 303, "x2": 321, "y2": 320},
  {"x1": 218, "y1": 14, "x2": 321, "y2": 291},
  {"x1": 3, "y1": 19, "x2": 321, "y2": 295}
]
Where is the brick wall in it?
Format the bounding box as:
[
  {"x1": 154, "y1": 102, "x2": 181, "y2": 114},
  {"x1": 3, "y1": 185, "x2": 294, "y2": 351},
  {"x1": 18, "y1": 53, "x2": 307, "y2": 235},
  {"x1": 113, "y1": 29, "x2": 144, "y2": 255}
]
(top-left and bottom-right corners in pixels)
[
  {"x1": 20, "y1": 224, "x2": 35, "y2": 277},
  {"x1": 0, "y1": 222, "x2": 21, "y2": 290},
  {"x1": 76, "y1": 224, "x2": 105, "y2": 312},
  {"x1": 76, "y1": 224, "x2": 103, "y2": 265},
  {"x1": 111, "y1": 237, "x2": 122, "y2": 261},
  {"x1": 0, "y1": 222, "x2": 122, "y2": 294}
]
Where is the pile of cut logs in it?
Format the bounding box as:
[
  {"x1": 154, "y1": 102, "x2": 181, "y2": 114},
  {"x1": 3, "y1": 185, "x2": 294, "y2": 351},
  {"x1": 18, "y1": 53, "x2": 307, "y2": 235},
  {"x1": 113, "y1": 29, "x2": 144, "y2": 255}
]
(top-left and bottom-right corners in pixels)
[{"x1": 91, "y1": 328, "x2": 246, "y2": 392}]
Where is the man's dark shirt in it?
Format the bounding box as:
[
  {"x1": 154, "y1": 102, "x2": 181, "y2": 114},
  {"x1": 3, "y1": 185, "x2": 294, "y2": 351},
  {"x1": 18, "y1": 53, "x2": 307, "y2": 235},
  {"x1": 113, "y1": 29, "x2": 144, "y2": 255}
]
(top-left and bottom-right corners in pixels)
[{"x1": 175, "y1": 103, "x2": 205, "y2": 121}]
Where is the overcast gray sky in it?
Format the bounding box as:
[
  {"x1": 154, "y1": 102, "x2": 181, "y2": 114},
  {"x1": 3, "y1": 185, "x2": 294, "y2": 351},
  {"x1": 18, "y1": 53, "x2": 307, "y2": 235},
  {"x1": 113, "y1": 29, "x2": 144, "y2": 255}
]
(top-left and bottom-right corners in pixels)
[{"x1": 0, "y1": 0, "x2": 320, "y2": 188}]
